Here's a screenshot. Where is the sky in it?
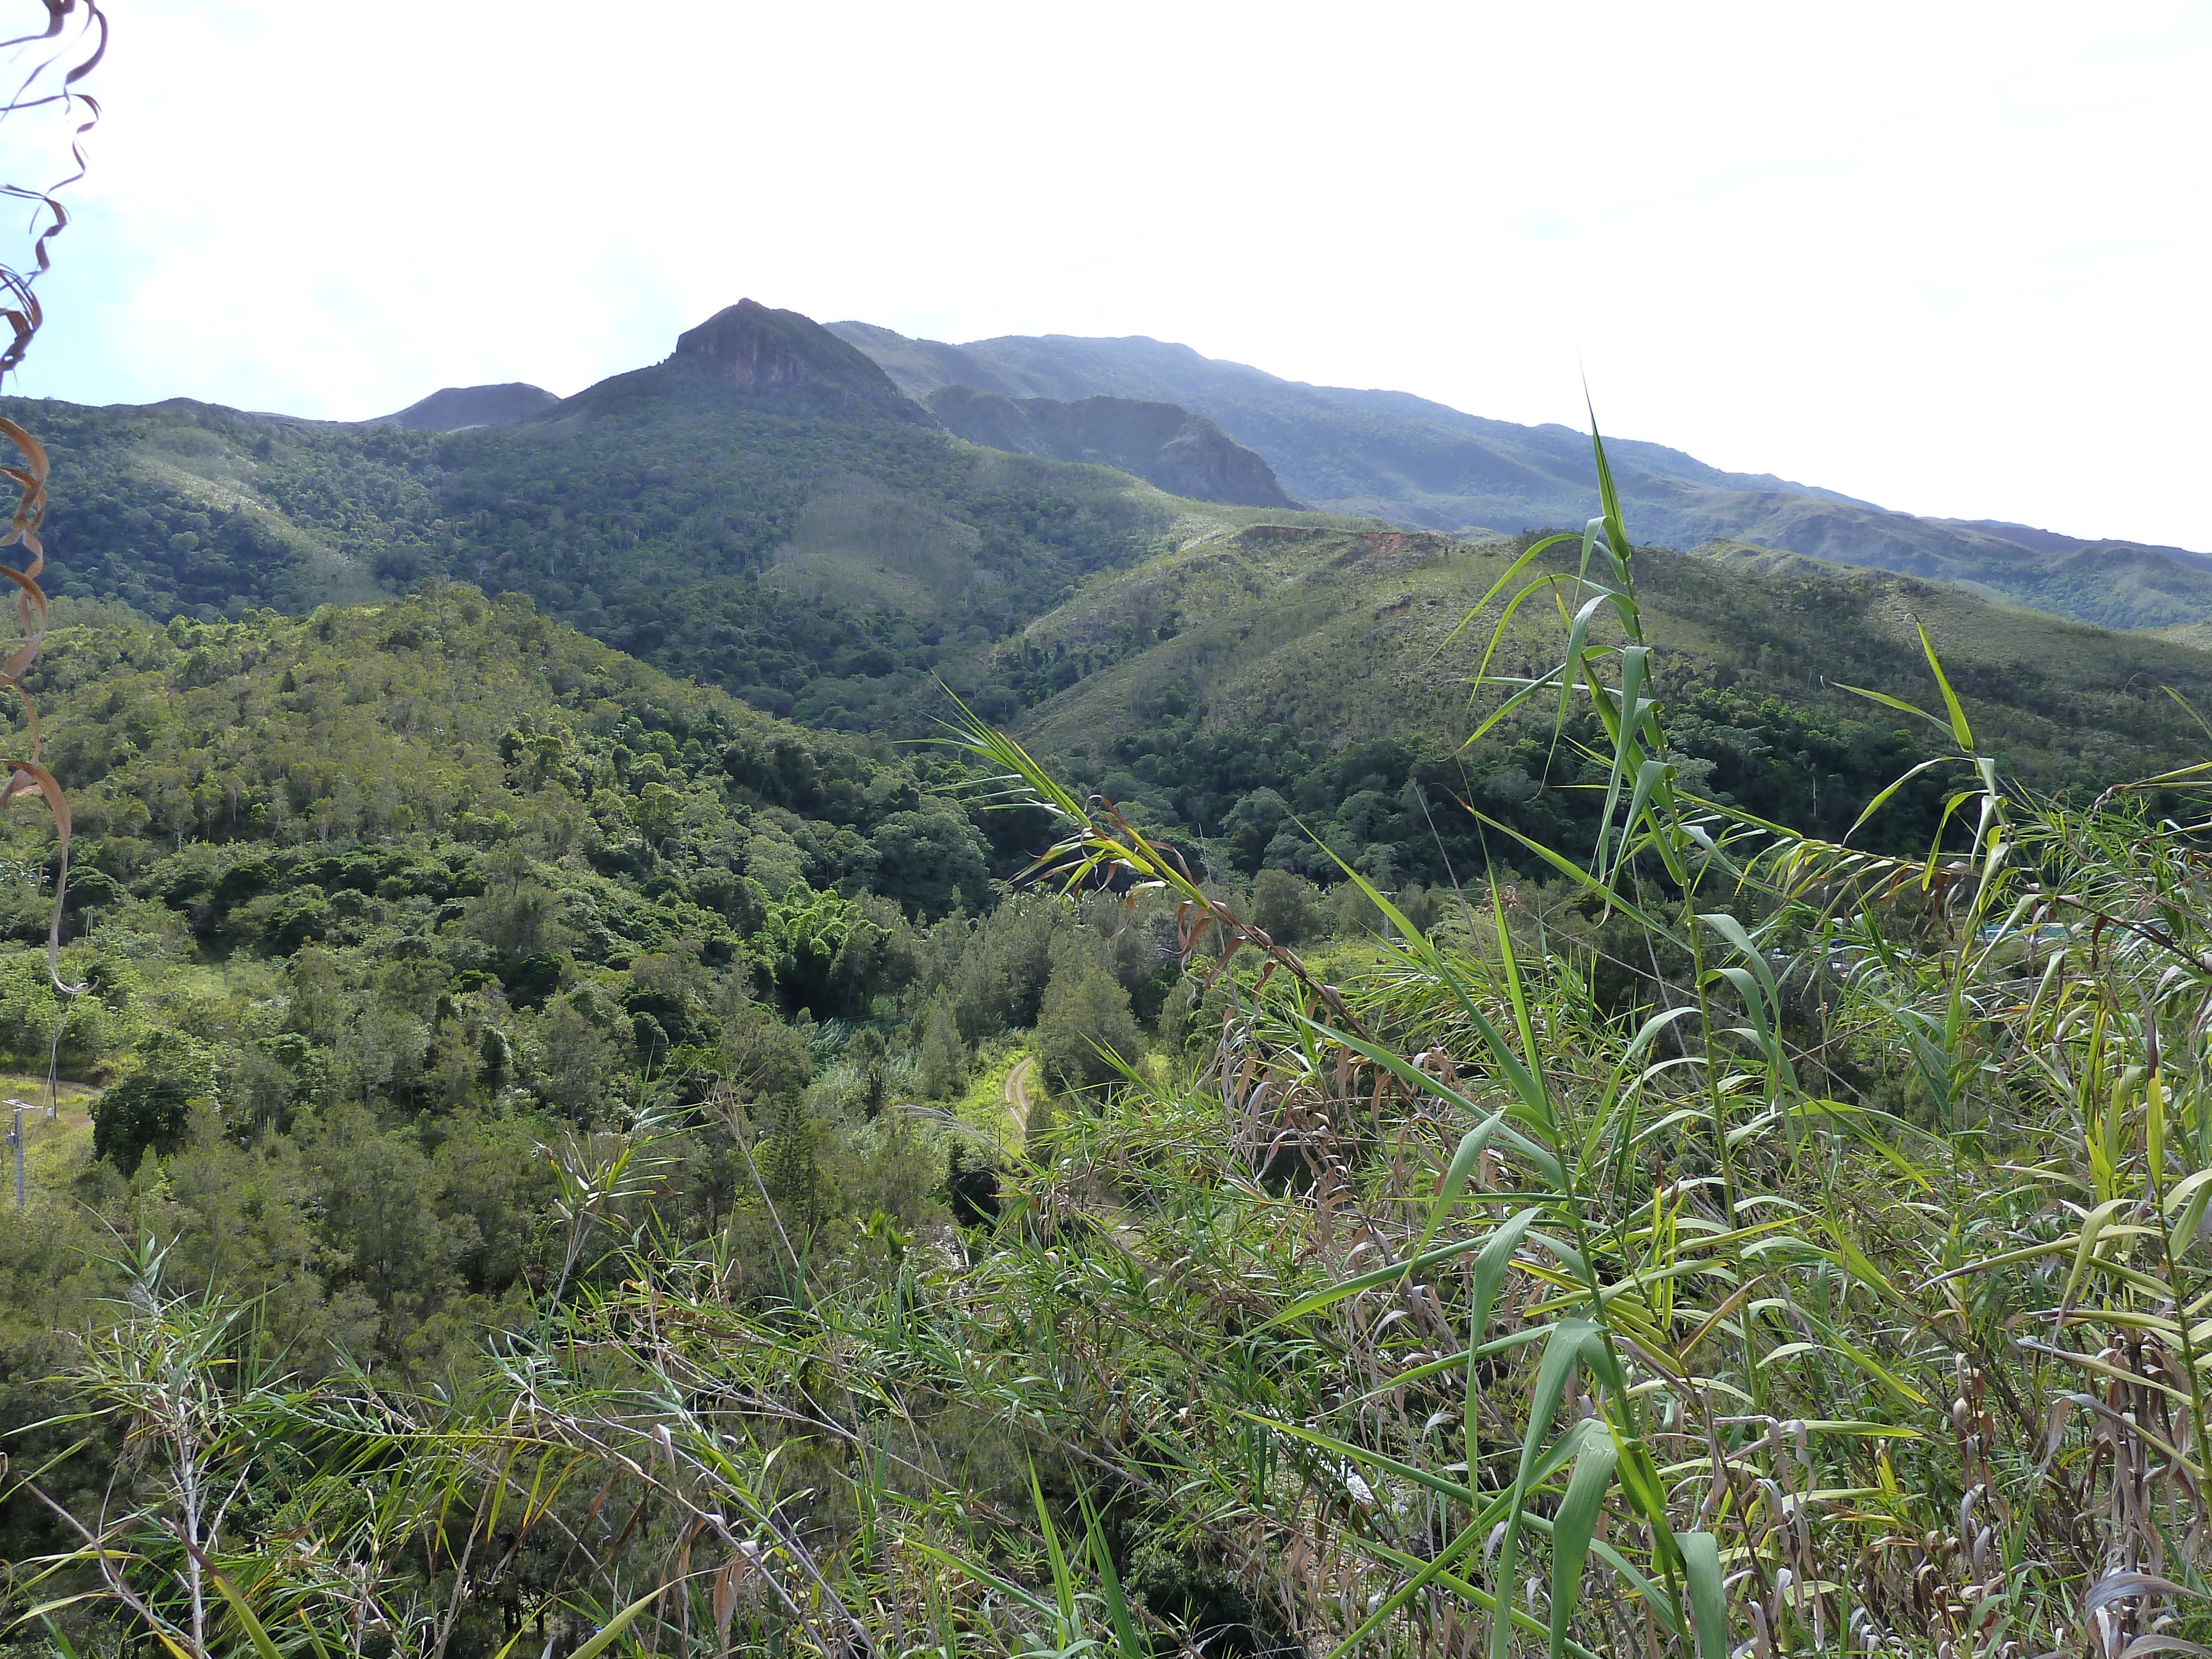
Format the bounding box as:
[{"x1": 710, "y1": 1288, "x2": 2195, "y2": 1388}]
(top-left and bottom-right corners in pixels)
[{"x1": 2, "y1": 1, "x2": 2209, "y2": 547}]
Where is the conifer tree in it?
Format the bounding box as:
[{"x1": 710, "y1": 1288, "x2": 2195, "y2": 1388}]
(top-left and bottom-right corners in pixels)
[{"x1": 917, "y1": 988, "x2": 965, "y2": 1100}]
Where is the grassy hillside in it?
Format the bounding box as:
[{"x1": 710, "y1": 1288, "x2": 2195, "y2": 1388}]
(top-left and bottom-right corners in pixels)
[
  {"x1": 980, "y1": 522, "x2": 2212, "y2": 875},
  {"x1": 832, "y1": 322, "x2": 2212, "y2": 628},
  {"x1": 10, "y1": 290, "x2": 2210, "y2": 886},
  {"x1": 19, "y1": 347, "x2": 2188, "y2": 893}
]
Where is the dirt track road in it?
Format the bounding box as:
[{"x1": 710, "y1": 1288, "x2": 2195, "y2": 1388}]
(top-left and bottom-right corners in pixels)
[{"x1": 1003, "y1": 1056, "x2": 1034, "y2": 1140}]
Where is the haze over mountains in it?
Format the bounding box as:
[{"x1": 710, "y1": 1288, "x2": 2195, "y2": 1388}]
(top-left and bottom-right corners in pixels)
[{"x1": 826, "y1": 320, "x2": 2212, "y2": 629}]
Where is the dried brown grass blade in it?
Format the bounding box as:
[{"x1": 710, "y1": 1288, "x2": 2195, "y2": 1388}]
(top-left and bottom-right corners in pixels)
[{"x1": 0, "y1": 755, "x2": 78, "y2": 991}]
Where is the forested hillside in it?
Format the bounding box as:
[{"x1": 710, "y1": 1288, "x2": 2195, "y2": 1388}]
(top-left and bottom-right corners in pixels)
[
  {"x1": 0, "y1": 587, "x2": 1176, "y2": 1444},
  {"x1": 0, "y1": 302, "x2": 1352, "y2": 738},
  {"x1": 10, "y1": 297, "x2": 2212, "y2": 909},
  {"x1": 0, "y1": 584, "x2": 1473, "y2": 1583}
]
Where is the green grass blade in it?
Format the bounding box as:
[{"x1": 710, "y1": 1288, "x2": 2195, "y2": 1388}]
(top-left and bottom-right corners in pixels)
[
  {"x1": 1438, "y1": 531, "x2": 1575, "y2": 667},
  {"x1": 1614, "y1": 754, "x2": 1680, "y2": 886},
  {"x1": 1844, "y1": 754, "x2": 1959, "y2": 841},
  {"x1": 1549, "y1": 1431, "x2": 1620, "y2": 1656},
  {"x1": 1295, "y1": 1017, "x2": 1563, "y2": 1186},
  {"x1": 1265, "y1": 1219, "x2": 1529, "y2": 1329},
  {"x1": 1467, "y1": 1208, "x2": 1543, "y2": 1478},
  {"x1": 1593, "y1": 644, "x2": 1649, "y2": 870},
  {"x1": 1491, "y1": 1323, "x2": 1601, "y2": 1659},
  {"x1": 1827, "y1": 678, "x2": 1952, "y2": 735},
  {"x1": 1327, "y1": 1518, "x2": 1488, "y2": 1659},
  {"x1": 1463, "y1": 807, "x2": 1689, "y2": 947},
  {"x1": 201, "y1": 1567, "x2": 283, "y2": 1659},
  {"x1": 1079, "y1": 1491, "x2": 1143, "y2": 1659},
  {"x1": 1407, "y1": 1118, "x2": 1507, "y2": 1265},
  {"x1": 1030, "y1": 1462, "x2": 1077, "y2": 1634},
  {"x1": 1362, "y1": 1537, "x2": 1613, "y2": 1659},
  {"x1": 1912, "y1": 617, "x2": 1975, "y2": 749},
  {"x1": 1305, "y1": 845, "x2": 1561, "y2": 1129},
  {"x1": 1679, "y1": 1532, "x2": 1729, "y2": 1659},
  {"x1": 567, "y1": 1586, "x2": 667, "y2": 1659}
]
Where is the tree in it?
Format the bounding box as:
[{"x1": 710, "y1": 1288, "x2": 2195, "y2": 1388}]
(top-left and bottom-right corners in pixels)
[
  {"x1": 760, "y1": 1095, "x2": 822, "y2": 1235},
  {"x1": 627, "y1": 780, "x2": 686, "y2": 847},
  {"x1": 1220, "y1": 788, "x2": 1290, "y2": 873},
  {"x1": 425, "y1": 1021, "x2": 481, "y2": 1111},
  {"x1": 231, "y1": 1046, "x2": 293, "y2": 1143},
  {"x1": 1250, "y1": 868, "x2": 1321, "y2": 945},
  {"x1": 92, "y1": 1072, "x2": 191, "y2": 1175},
  {"x1": 287, "y1": 946, "x2": 346, "y2": 1047},
  {"x1": 757, "y1": 888, "x2": 856, "y2": 1015},
  {"x1": 1036, "y1": 958, "x2": 1142, "y2": 1093},
  {"x1": 303, "y1": 1104, "x2": 466, "y2": 1316},
  {"x1": 847, "y1": 1026, "x2": 890, "y2": 1115},
  {"x1": 464, "y1": 879, "x2": 570, "y2": 961},
  {"x1": 867, "y1": 800, "x2": 990, "y2": 920},
  {"x1": 528, "y1": 997, "x2": 620, "y2": 1120},
  {"x1": 722, "y1": 1000, "x2": 812, "y2": 1104},
  {"x1": 917, "y1": 988, "x2": 965, "y2": 1100}
]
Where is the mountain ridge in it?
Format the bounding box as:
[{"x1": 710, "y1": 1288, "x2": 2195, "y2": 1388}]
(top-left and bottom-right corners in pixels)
[
  {"x1": 374, "y1": 383, "x2": 557, "y2": 432},
  {"x1": 922, "y1": 387, "x2": 1297, "y2": 508},
  {"x1": 555, "y1": 299, "x2": 938, "y2": 428},
  {"x1": 828, "y1": 320, "x2": 2212, "y2": 628}
]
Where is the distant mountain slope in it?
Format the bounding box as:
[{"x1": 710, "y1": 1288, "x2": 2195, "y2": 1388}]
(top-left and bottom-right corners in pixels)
[
  {"x1": 827, "y1": 321, "x2": 1035, "y2": 401},
  {"x1": 1945, "y1": 518, "x2": 2212, "y2": 572},
  {"x1": 828, "y1": 322, "x2": 1872, "y2": 532},
  {"x1": 829, "y1": 321, "x2": 2212, "y2": 629},
  {"x1": 374, "y1": 383, "x2": 557, "y2": 431},
  {"x1": 923, "y1": 387, "x2": 1297, "y2": 508}
]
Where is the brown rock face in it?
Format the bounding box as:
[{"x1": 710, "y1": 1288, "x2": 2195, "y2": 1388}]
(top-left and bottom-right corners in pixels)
[
  {"x1": 678, "y1": 300, "x2": 875, "y2": 387},
  {"x1": 645, "y1": 299, "x2": 937, "y2": 425}
]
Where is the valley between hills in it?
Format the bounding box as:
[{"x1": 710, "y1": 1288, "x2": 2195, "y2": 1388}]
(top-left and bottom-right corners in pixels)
[
  {"x1": 8, "y1": 295, "x2": 2211, "y2": 860},
  {"x1": 7, "y1": 296, "x2": 2212, "y2": 1658}
]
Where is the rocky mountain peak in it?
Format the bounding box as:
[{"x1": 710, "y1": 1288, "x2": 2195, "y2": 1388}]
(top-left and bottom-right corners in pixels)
[{"x1": 676, "y1": 300, "x2": 886, "y2": 388}]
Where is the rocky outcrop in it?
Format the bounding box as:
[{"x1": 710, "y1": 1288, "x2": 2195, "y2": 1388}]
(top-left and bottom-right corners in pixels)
[
  {"x1": 550, "y1": 300, "x2": 939, "y2": 426},
  {"x1": 374, "y1": 383, "x2": 557, "y2": 431},
  {"x1": 925, "y1": 385, "x2": 1298, "y2": 508},
  {"x1": 663, "y1": 300, "x2": 935, "y2": 422}
]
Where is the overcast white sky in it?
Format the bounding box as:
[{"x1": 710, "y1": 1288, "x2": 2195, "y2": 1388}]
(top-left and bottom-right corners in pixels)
[{"x1": 2, "y1": 2, "x2": 2208, "y2": 546}]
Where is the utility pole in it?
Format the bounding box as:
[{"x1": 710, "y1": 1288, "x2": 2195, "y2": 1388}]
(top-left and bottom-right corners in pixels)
[{"x1": 7, "y1": 1099, "x2": 21, "y2": 1212}]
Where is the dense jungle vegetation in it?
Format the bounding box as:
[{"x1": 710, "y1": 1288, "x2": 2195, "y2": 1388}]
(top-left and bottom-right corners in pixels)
[{"x1": 5, "y1": 421, "x2": 2212, "y2": 1659}]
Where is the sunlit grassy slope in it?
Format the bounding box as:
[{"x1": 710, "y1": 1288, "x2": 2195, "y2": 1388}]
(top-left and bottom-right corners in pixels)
[{"x1": 1004, "y1": 523, "x2": 2212, "y2": 786}]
